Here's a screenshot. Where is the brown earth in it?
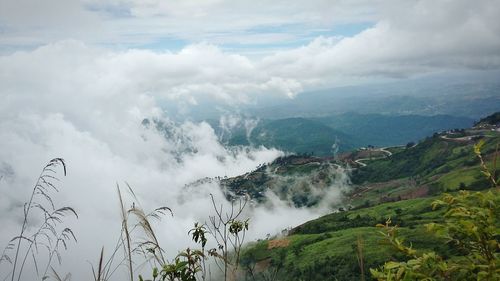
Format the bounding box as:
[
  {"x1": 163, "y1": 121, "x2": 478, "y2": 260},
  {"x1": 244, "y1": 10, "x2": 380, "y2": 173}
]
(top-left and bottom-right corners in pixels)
[{"x1": 267, "y1": 238, "x2": 290, "y2": 249}]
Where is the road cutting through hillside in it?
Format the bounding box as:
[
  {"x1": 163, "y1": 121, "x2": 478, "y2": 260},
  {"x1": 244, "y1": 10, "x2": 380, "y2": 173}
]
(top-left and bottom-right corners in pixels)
[{"x1": 354, "y1": 147, "x2": 393, "y2": 167}]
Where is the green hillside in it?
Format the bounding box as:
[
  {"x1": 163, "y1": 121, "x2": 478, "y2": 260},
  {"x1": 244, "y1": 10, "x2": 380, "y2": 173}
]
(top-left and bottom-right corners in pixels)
[
  {"x1": 236, "y1": 114, "x2": 500, "y2": 281},
  {"x1": 219, "y1": 125, "x2": 500, "y2": 209},
  {"x1": 350, "y1": 132, "x2": 498, "y2": 186},
  {"x1": 475, "y1": 111, "x2": 500, "y2": 126},
  {"x1": 249, "y1": 118, "x2": 356, "y2": 156},
  {"x1": 240, "y1": 197, "x2": 450, "y2": 280},
  {"x1": 212, "y1": 113, "x2": 474, "y2": 156}
]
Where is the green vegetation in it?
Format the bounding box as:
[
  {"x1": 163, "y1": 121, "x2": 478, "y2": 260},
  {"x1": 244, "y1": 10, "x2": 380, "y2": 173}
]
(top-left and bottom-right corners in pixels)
[
  {"x1": 475, "y1": 111, "x2": 500, "y2": 126},
  {"x1": 239, "y1": 195, "x2": 453, "y2": 280},
  {"x1": 372, "y1": 131, "x2": 500, "y2": 281},
  {"x1": 220, "y1": 124, "x2": 500, "y2": 209},
  {"x1": 351, "y1": 131, "x2": 499, "y2": 187},
  {"x1": 238, "y1": 113, "x2": 500, "y2": 281},
  {"x1": 371, "y1": 190, "x2": 500, "y2": 280},
  {"x1": 372, "y1": 143, "x2": 499, "y2": 280},
  {"x1": 239, "y1": 184, "x2": 498, "y2": 280},
  {"x1": 249, "y1": 118, "x2": 356, "y2": 155}
]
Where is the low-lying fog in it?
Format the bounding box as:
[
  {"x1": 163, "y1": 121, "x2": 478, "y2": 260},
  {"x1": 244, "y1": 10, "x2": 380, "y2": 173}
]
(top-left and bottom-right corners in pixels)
[{"x1": 0, "y1": 43, "x2": 350, "y2": 280}]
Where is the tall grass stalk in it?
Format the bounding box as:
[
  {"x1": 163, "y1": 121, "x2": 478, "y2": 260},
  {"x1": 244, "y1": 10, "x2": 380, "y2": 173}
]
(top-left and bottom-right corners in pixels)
[
  {"x1": 0, "y1": 158, "x2": 77, "y2": 281},
  {"x1": 117, "y1": 185, "x2": 134, "y2": 281},
  {"x1": 90, "y1": 183, "x2": 171, "y2": 281}
]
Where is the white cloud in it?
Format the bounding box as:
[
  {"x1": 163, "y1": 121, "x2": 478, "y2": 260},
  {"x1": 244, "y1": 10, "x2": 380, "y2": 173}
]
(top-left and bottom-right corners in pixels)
[
  {"x1": 0, "y1": 41, "x2": 351, "y2": 280},
  {"x1": 1, "y1": 0, "x2": 379, "y2": 48},
  {"x1": 261, "y1": 0, "x2": 500, "y2": 82},
  {"x1": 2, "y1": 0, "x2": 500, "y2": 83}
]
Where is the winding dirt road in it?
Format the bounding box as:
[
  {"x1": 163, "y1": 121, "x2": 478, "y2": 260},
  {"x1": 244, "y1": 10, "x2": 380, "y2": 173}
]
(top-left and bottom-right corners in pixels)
[{"x1": 354, "y1": 147, "x2": 393, "y2": 167}]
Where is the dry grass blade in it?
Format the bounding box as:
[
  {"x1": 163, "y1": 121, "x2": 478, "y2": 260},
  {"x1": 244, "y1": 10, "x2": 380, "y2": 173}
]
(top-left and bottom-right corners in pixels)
[
  {"x1": 50, "y1": 267, "x2": 71, "y2": 281},
  {"x1": 91, "y1": 247, "x2": 105, "y2": 281},
  {"x1": 117, "y1": 185, "x2": 134, "y2": 281},
  {"x1": 149, "y1": 207, "x2": 173, "y2": 220},
  {"x1": 1, "y1": 158, "x2": 76, "y2": 281},
  {"x1": 97, "y1": 247, "x2": 104, "y2": 281}
]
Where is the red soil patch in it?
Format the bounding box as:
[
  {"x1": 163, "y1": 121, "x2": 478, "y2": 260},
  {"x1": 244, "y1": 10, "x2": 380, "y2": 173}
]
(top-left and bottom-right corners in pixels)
[{"x1": 267, "y1": 238, "x2": 290, "y2": 249}]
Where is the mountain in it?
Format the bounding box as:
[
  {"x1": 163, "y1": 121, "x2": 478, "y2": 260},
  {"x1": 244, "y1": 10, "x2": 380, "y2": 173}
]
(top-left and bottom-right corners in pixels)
[
  {"x1": 246, "y1": 79, "x2": 500, "y2": 120},
  {"x1": 221, "y1": 120, "x2": 497, "y2": 209},
  {"x1": 249, "y1": 118, "x2": 357, "y2": 155},
  {"x1": 475, "y1": 111, "x2": 500, "y2": 127},
  {"x1": 212, "y1": 113, "x2": 474, "y2": 156},
  {"x1": 208, "y1": 117, "x2": 357, "y2": 155},
  {"x1": 233, "y1": 112, "x2": 500, "y2": 281}
]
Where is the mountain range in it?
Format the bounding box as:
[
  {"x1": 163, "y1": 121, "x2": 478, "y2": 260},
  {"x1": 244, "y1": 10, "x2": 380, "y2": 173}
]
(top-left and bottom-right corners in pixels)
[{"x1": 211, "y1": 113, "x2": 474, "y2": 155}]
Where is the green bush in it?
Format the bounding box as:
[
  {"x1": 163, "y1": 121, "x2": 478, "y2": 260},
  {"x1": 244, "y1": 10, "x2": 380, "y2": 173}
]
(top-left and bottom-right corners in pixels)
[
  {"x1": 371, "y1": 190, "x2": 500, "y2": 280},
  {"x1": 371, "y1": 141, "x2": 500, "y2": 280}
]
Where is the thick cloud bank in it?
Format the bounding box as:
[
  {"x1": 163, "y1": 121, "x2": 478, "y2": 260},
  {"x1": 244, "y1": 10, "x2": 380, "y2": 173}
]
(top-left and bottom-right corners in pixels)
[{"x1": 0, "y1": 42, "x2": 350, "y2": 279}]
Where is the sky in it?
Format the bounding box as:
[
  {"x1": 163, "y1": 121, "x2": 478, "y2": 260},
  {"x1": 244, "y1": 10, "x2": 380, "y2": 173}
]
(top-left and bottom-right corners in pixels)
[
  {"x1": 1, "y1": 0, "x2": 499, "y2": 105},
  {"x1": 0, "y1": 0, "x2": 379, "y2": 53},
  {"x1": 1, "y1": 0, "x2": 500, "y2": 279}
]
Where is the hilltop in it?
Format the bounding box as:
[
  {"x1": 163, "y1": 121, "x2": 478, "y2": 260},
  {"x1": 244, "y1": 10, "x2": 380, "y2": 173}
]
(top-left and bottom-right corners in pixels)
[{"x1": 474, "y1": 111, "x2": 500, "y2": 127}]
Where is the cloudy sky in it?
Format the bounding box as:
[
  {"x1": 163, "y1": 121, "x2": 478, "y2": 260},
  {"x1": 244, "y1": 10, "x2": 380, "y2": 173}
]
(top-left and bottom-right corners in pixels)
[
  {"x1": 1, "y1": 0, "x2": 499, "y2": 109},
  {"x1": 1, "y1": 0, "x2": 500, "y2": 97},
  {"x1": 1, "y1": 0, "x2": 500, "y2": 279}
]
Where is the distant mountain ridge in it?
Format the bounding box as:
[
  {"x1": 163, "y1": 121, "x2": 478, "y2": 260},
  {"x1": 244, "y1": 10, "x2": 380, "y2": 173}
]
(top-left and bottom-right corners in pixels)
[
  {"x1": 214, "y1": 113, "x2": 474, "y2": 155},
  {"x1": 246, "y1": 80, "x2": 500, "y2": 120},
  {"x1": 249, "y1": 118, "x2": 355, "y2": 155},
  {"x1": 314, "y1": 113, "x2": 474, "y2": 148}
]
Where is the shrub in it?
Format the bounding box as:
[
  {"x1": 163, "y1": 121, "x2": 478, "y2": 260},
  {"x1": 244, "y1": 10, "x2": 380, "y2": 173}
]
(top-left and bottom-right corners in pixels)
[{"x1": 371, "y1": 141, "x2": 500, "y2": 280}]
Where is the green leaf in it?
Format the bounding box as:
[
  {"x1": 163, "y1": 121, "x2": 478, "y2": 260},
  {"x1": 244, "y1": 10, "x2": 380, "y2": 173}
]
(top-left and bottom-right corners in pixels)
[{"x1": 385, "y1": 261, "x2": 402, "y2": 270}]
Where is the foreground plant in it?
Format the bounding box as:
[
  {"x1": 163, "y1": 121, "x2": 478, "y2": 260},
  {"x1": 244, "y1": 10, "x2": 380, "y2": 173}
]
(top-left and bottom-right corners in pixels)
[
  {"x1": 139, "y1": 194, "x2": 250, "y2": 281},
  {"x1": 140, "y1": 248, "x2": 204, "y2": 281},
  {"x1": 371, "y1": 190, "x2": 500, "y2": 280},
  {"x1": 206, "y1": 194, "x2": 249, "y2": 281},
  {"x1": 0, "y1": 158, "x2": 77, "y2": 281},
  {"x1": 91, "y1": 183, "x2": 172, "y2": 281}
]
